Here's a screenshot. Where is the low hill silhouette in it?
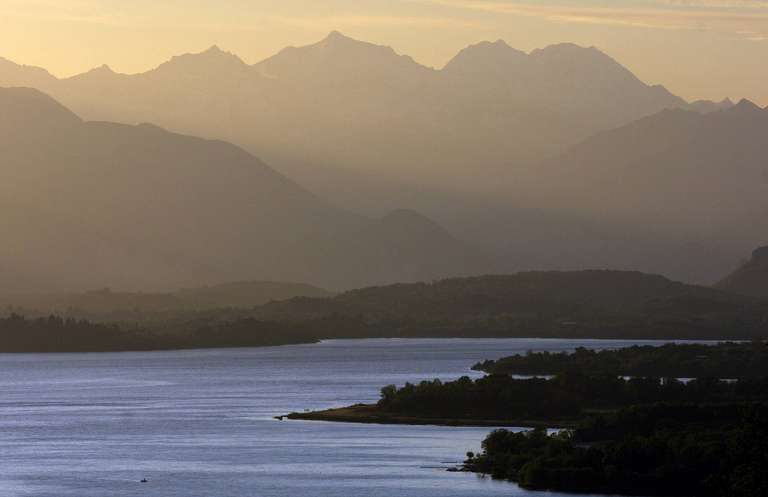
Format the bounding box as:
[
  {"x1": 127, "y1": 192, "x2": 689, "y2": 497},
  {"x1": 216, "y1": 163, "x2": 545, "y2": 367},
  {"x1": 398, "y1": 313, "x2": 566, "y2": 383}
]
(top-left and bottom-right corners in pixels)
[
  {"x1": 3, "y1": 281, "x2": 333, "y2": 314},
  {"x1": 254, "y1": 271, "x2": 768, "y2": 340}
]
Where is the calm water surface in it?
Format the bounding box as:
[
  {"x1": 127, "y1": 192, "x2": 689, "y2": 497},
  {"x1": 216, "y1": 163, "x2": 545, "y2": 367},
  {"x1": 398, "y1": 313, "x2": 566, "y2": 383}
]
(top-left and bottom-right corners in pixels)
[{"x1": 0, "y1": 338, "x2": 699, "y2": 497}]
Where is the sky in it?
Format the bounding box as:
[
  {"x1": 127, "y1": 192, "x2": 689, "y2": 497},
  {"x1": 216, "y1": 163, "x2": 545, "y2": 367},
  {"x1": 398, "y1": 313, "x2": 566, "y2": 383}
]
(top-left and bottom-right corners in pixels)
[{"x1": 1, "y1": 0, "x2": 767, "y2": 104}]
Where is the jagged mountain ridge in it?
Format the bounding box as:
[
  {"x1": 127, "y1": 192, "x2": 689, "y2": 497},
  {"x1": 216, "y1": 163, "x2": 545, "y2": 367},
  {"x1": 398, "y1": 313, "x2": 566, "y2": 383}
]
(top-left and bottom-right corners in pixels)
[{"x1": 0, "y1": 32, "x2": 699, "y2": 193}]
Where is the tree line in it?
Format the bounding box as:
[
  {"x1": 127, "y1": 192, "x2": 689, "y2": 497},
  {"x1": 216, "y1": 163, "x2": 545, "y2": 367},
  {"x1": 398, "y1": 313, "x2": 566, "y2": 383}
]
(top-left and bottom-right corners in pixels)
[
  {"x1": 0, "y1": 314, "x2": 319, "y2": 352},
  {"x1": 376, "y1": 372, "x2": 768, "y2": 422},
  {"x1": 475, "y1": 342, "x2": 768, "y2": 378},
  {"x1": 465, "y1": 402, "x2": 767, "y2": 496}
]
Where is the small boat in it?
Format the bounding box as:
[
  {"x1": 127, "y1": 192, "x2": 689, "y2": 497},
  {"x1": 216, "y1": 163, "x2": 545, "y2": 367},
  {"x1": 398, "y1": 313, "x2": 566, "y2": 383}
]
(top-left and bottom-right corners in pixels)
[{"x1": 140, "y1": 479, "x2": 149, "y2": 483}]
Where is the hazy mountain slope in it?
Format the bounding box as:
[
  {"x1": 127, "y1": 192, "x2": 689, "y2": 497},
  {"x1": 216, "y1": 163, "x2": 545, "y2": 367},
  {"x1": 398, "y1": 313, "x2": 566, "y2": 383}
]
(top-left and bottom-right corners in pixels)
[
  {"x1": 525, "y1": 100, "x2": 768, "y2": 226},
  {"x1": 717, "y1": 246, "x2": 768, "y2": 297},
  {"x1": 0, "y1": 35, "x2": 708, "y2": 268},
  {"x1": 0, "y1": 57, "x2": 57, "y2": 89},
  {"x1": 443, "y1": 40, "x2": 528, "y2": 75},
  {"x1": 333, "y1": 209, "x2": 485, "y2": 284},
  {"x1": 505, "y1": 100, "x2": 768, "y2": 282},
  {"x1": 3, "y1": 281, "x2": 333, "y2": 314},
  {"x1": 0, "y1": 88, "x2": 486, "y2": 292}
]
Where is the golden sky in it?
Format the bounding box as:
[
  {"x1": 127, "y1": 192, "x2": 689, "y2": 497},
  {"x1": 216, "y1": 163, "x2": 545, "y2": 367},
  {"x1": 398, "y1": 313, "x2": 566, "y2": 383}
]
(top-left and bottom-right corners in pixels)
[{"x1": 2, "y1": 0, "x2": 767, "y2": 104}]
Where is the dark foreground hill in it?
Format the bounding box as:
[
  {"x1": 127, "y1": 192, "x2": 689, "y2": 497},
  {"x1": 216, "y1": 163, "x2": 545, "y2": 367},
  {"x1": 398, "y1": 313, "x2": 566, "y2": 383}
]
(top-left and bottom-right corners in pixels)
[
  {"x1": 3, "y1": 270, "x2": 766, "y2": 352},
  {"x1": 466, "y1": 403, "x2": 768, "y2": 497},
  {"x1": 255, "y1": 270, "x2": 768, "y2": 340}
]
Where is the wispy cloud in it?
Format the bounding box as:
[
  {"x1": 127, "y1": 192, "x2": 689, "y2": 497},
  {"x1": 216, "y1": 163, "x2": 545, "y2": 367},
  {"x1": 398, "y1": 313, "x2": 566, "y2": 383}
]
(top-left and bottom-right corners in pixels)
[
  {"x1": 4, "y1": 0, "x2": 768, "y2": 43},
  {"x1": 264, "y1": 14, "x2": 481, "y2": 30},
  {"x1": 0, "y1": 1, "x2": 481, "y2": 34},
  {"x1": 0, "y1": 0, "x2": 127, "y2": 26},
  {"x1": 657, "y1": 1, "x2": 768, "y2": 6},
  {"x1": 421, "y1": 0, "x2": 768, "y2": 39}
]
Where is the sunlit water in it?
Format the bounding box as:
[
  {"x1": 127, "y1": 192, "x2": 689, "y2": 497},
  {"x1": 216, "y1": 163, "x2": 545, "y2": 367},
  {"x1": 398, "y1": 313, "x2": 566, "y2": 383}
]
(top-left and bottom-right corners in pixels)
[{"x1": 0, "y1": 338, "x2": 706, "y2": 497}]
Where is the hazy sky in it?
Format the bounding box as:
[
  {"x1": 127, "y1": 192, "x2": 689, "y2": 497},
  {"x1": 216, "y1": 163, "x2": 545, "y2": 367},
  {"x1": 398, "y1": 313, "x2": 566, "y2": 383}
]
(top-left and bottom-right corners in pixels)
[{"x1": 2, "y1": 0, "x2": 767, "y2": 104}]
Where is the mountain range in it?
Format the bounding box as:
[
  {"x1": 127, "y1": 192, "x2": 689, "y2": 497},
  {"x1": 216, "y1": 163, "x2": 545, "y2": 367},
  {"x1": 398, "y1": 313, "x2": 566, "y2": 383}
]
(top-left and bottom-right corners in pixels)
[
  {"x1": 0, "y1": 32, "x2": 707, "y2": 193},
  {"x1": 0, "y1": 87, "x2": 487, "y2": 293},
  {"x1": 2, "y1": 33, "x2": 764, "y2": 287}
]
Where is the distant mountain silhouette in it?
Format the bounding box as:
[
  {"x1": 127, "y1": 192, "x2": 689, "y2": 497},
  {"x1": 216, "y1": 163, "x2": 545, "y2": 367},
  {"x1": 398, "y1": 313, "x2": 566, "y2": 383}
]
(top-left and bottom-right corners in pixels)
[
  {"x1": 0, "y1": 88, "x2": 487, "y2": 293},
  {"x1": 443, "y1": 40, "x2": 527, "y2": 76},
  {"x1": 335, "y1": 209, "x2": 482, "y2": 282},
  {"x1": 255, "y1": 31, "x2": 434, "y2": 86},
  {"x1": 445, "y1": 41, "x2": 685, "y2": 130},
  {"x1": 0, "y1": 33, "x2": 696, "y2": 194},
  {"x1": 689, "y1": 98, "x2": 734, "y2": 114},
  {"x1": 716, "y1": 246, "x2": 768, "y2": 297},
  {"x1": 0, "y1": 57, "x2": 56, "y2": 88}
]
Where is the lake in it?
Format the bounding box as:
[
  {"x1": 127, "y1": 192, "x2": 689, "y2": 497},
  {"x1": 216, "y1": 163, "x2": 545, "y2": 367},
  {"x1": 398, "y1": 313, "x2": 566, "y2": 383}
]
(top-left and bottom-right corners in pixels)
[{"x1": 0, "y1": 338, "x2": 699, "y2": 497}]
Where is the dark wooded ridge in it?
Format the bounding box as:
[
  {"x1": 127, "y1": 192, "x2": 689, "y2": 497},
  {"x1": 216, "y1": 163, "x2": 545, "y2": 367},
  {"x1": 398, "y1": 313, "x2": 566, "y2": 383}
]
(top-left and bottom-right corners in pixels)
[
  {"x1": 475, "y1": 342, "x2": 768, "y2": 378},
  {"x1": 466, "y1": 403, "x2": 767, "y2": 497}
]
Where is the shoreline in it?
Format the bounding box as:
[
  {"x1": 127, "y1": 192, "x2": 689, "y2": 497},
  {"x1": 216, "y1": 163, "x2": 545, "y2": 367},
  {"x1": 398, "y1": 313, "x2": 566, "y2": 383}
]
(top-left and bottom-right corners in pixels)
[
  {"x1": 275, "y1": 404, "x2": 577, "y2": 428},
  {"x1": 0, "y1": 336, "x2": 728, "y2": 355},
  {"x1": 0, "y1": 340, "x2": 322, "y2": 355}
]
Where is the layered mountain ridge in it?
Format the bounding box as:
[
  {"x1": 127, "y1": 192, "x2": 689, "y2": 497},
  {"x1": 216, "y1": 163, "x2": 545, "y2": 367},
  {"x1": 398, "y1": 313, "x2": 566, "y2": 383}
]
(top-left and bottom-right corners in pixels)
[
  {"x1": 0, "y1": 87, "x2": 488, "y2": 293},
  {"x1": 1, "y1": 33, "x2": 757, "y2": 286},
  {"x1": 0, "y1": 32, "x2": 700, "y2": 191}
]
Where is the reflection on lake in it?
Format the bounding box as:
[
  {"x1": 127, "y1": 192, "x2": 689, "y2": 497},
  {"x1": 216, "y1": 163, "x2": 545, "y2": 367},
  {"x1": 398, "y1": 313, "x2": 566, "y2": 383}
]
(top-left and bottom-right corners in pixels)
[{"x1": 0, "y1": 338, "x2": 700, "y2": 497}]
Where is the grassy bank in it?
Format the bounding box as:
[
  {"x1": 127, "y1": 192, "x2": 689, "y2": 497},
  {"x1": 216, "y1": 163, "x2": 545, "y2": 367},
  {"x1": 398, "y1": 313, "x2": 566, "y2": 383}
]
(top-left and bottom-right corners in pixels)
[{"x1": 277, "y1": 404, "x2": 578, "y2": 428}]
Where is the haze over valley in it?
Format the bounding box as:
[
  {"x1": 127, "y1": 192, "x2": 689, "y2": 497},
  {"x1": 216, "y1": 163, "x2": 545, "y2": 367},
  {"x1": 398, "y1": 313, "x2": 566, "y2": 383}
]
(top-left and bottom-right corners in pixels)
[
  {"x1": 2, "y1": 33, "x2": 765, "y2": 288},
  {"x1": 0, "y1": 86, "x2": 487, "y2": 293}
]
